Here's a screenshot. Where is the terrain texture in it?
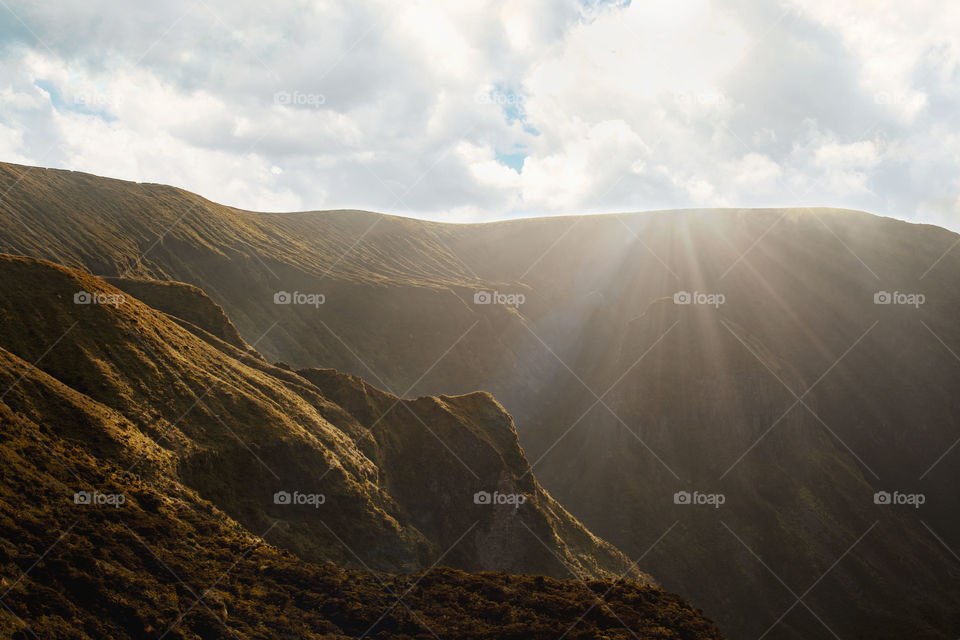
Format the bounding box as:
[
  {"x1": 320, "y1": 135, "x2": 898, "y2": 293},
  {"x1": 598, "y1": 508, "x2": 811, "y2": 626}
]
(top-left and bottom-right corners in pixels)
[{"x1": 2, "y1": 161, "x2": 959, "y2": 637}]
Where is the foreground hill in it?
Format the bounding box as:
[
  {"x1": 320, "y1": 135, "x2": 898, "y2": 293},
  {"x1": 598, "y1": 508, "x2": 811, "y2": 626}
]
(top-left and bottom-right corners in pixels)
[
  {"x1": 0, "y1": 255, "x2": 654, "y2": 588},
  {"x1": 0, "y1": 346, "x2": 723, "y2": 638},
  {"x1": 2, "y1": 162, "x2": 960, "y2": 637}
]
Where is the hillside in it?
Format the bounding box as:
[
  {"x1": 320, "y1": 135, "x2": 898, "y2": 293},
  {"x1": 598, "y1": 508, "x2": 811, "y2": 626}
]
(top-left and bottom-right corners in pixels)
[
  {"x1": 0, "y1": 254, "x2": 646, "y2": 585},
  {"x1": 101, "y1": 276, "x2": 255, "y2": 353},
  {"x1": 2, "y1": 161, "x2": 960, "y2": 637},
  {"x1": 0, "y1": 344, "x2": 723, "y2": 639},
  {"x1": 0, "y1": 162, "x2": 532, "y2": 391}
]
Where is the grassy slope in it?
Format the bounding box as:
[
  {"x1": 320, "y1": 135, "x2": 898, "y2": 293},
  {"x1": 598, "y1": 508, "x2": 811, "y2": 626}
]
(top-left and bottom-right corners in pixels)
[
  {"x1": 0, "y1": 161, "x2": 534, "y2": 392},
  {"x1": 0, "y1": 350, "x2": 724, "y2": 639},
  {"x1": 101, "y1": 276, "x2": 254, "y2": 352},
  {"x1": 0, "y1": 254, "x2": 648, "y2": 585}
]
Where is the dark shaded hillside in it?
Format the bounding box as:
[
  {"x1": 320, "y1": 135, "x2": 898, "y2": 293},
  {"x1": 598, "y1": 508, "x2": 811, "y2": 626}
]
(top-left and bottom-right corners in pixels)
[
  {"x1": 3, "y1": 162, "x2": 960, "y2": 637},
  {"x1": 438, "y1": 210, "x2": 960, "y2": 638},
  {"x1": 440, "y1": 209, "x2": 960, "y2": 638},
  {"x1": 519, "y1": 294, "x2": 960, "y2": 638}
]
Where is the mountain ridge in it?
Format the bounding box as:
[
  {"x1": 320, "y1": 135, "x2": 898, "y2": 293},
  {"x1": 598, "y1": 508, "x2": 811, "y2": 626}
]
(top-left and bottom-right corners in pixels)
[{"x1": 3, "y1": 161, "x2": 960, "y2": 637}]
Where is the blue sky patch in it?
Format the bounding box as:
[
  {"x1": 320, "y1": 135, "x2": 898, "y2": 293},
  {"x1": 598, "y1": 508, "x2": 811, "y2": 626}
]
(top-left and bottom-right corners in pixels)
[
  {"x1": 495, "y1": 150, "x2": 526, "y2": 173},
  {"x1": 34, "y1": 78, "x2": 116, "y2": 121}
]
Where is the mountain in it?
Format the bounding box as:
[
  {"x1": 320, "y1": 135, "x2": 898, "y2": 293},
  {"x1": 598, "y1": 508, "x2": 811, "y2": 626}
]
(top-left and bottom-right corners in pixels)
[
  {"x1": 0, "y1": 253, "x2": 649, "y2": 582},
  {"x1": 0, "y1": 254, "x2": 727, "y2": 638},
  {"x1": 2, "y1": 161, "x2": 960, "y2": 637},
  {"x1": 0, "y1": 304, "x2": 722, "y2": 638}
]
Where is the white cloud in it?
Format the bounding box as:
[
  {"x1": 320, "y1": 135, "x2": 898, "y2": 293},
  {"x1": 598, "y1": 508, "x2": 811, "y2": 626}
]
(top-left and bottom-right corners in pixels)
[
  {"x1": 731, "y1": 153, "x2": 783, "y2": 188},
  {"x1": 793, "y1": 0, "x2": 960, "y2": 113},
  {"x1": 812, "y1": 140, "x2": 881, "y2": 171},
  {"x1": 0, "y1": 0, "x2": 958, "y2": 230},
  {"x1": 520, "y1": 119, "x2": 650, "y2": 211},
  {"x1": 0, "y1": 122, "x2": 30, "y2": 164}
]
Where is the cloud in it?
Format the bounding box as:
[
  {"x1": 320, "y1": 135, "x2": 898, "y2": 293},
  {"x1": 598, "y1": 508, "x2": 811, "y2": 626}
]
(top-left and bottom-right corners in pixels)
[
  {"x1": 731, "y1": 153, "x2": 783, "y2": 189},
  {"x1": 0, "y1": 0, "x2": 958, "y2": 229}
]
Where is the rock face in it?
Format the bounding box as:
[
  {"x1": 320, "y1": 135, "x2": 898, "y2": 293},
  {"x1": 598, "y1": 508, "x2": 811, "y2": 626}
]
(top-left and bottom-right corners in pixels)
[
  {"x1": 4, "y1": 161, "x2": 960, "y2": 637},
  {"x1": 298, "y1": 368, "x2": 647, "y2": 581}
]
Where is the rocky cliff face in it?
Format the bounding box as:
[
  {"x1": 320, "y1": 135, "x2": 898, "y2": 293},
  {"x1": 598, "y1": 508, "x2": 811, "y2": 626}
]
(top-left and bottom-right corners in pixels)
[{"x1": 299, "y1": 367, "x2": 648, "y2": 582}]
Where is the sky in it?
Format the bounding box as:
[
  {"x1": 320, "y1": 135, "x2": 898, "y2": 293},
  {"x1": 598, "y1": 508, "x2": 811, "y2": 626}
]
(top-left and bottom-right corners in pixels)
[{"x1": 1, "y1": 0, "x2": 959, "y2": 229}]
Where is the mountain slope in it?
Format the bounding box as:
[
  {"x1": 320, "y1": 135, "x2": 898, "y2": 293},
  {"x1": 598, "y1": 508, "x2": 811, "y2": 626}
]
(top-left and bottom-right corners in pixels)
[
  {"x1": 0, "y1": 254, "x2": 641, "y2": 584},
  {"x1": 3, "y1": 162, "x2": 960, "y2": 637},
  {"x1": 0, "y1": 346, "x2": 723, "y2": 639},
  {"x1": 0, "y1": 161, "x2": 535, "y2": 392}
]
